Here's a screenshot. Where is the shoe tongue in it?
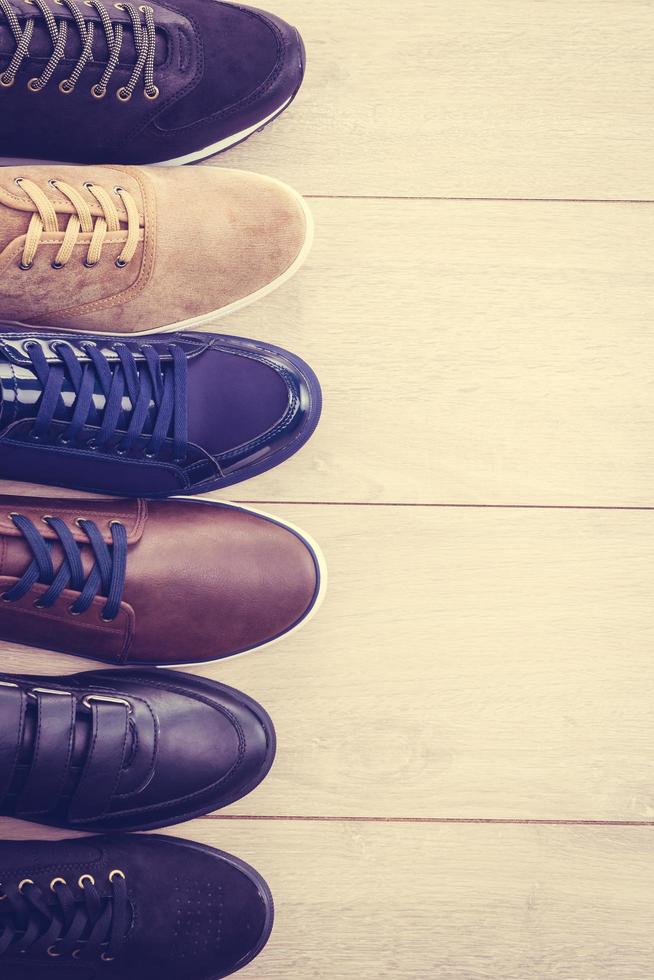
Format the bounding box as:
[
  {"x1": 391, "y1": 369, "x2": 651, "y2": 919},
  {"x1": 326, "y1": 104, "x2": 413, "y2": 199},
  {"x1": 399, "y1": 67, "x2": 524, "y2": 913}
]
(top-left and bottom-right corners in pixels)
[
  {"x1": 0, "y1": 347, "x2": 159, "y2": 436},
  {"x1": 0, "y1": 9, "x2": 168, "y2": 68}
]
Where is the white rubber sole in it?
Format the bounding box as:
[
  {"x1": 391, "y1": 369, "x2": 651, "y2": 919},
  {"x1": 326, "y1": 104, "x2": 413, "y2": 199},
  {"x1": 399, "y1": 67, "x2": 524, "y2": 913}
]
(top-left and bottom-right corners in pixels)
[
  {"x1": 159, "y1": 497, "x2": 328, "y2": 670},
  {"x1": 0, "y1": 172, "x2": 314, "y2": 337},
  {"x1": 0, "y1": 94, "x2": 294, "y2": 169}
]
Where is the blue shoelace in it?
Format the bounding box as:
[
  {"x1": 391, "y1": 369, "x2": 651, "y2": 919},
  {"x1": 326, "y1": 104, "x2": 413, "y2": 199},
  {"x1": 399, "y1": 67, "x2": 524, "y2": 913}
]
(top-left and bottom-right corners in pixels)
[
  {"x1": 2, "y1": 514, "x2": 127, "y2": 621},
  {"x1": 27, "y1": 340, "x2": 188, "y2": 462}
]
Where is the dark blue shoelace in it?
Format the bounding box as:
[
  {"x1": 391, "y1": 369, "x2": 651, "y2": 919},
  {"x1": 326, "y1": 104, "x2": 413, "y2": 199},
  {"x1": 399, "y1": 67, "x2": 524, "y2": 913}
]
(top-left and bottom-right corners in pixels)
[
  {"x1": 0, "y1": 872, "x2": 129, "y2": 960},
  {"x1": 27, "y1": 340, "x2": 188, "y2": 462},
  {"x1": 2, "y1": 514, "x2": 127, "y2": 621}
]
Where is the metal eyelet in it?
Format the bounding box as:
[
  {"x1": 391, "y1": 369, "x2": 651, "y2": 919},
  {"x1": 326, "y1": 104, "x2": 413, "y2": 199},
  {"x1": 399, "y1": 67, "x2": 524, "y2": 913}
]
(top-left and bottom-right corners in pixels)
[
  {"x1": 47, "y1": 945, "x2": 61, "y2": 957},
  {"x1": 72, "y1": 949, "x2": 81, "y2": 960},
  {"x1": 50, "y1": 877, "x2": 66, "y2": 892},
  {"x1": 59, "y1": 78, "x2": 74, "y2": 94},
  {"x1": 87, "y1": 439, "x2": 98, "y2": 450},
  {"x1": 84, "y1": 259, "x2": 98, "y2": 269},
  {"x1": 115, "y1": 258, "x2": 128, "y2": 268},
  {"x1": 0, "y1": 73, "x2": 14, "y2": 88},
  {"x1": 51, "y1": 260, "x2": 64, "y2": 270},
  {"x1": 91, "y1": 83, "x2": 106, "y2": 99},
  {"x1": 57, "y1": 435, "x2": 71, "y2": 445},
  {"x1": 108, "y1": 869, "x2": 126, "y2": 882},
  {"x1": 115, "y1": 447, "x2": 127, "y2": 455},
  {"x1": 27, "y1": 77, "x2": 42, "y2": 93},
  {"x1": 144, "y1": 85, "x2": 159, "y2": 100},
  {"x1": 33, "y1": 599, "x2": 45, "y2": 609},
  {"x1": 83, "y1": 181, "x2": 94, "y2": 190},
  {"x1": 116, "y1": 86, "x2": 131, "y2": 102},
  {"x1": 18, "y1": 879, "x2": 34, "y2": 893},
  {"x1": 18, "y1": 261, "x2": 33, "y2": 271},
  {"x1": 78, "y1": 874, "x2": 95, "y2": 889},
  {"x1": 74, "y1": 518, "x2": 86, "y2": 528},
  {"x1": 68, "y1": 605, "x2": 83, "y2": 616},
  {"x1": 101, "y1": 952, "x2": 115, "y2": 962}
]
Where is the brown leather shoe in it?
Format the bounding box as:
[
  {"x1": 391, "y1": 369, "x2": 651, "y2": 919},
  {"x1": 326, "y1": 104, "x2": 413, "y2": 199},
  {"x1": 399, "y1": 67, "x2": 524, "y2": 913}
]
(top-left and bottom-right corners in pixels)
[
  {"x1": 0, "y1": 165, "x2": 312, "y2": 334},
  {"x1": 0, "y1": 494, "x2": 325, "y2": 665}
]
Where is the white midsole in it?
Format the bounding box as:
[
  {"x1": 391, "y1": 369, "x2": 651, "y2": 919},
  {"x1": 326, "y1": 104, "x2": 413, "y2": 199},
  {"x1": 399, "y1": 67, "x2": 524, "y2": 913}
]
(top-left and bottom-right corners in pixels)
[
  {"x1": 1, "y1": 172, "x2": 314, "y2": 336},
  {"x1": 160, "y1": 498, "x2": 328, "y2": 670}
]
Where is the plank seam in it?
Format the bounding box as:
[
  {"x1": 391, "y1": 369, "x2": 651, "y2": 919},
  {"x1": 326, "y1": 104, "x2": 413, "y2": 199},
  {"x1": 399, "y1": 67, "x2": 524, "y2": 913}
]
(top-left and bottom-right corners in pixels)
[
  {"x1": 234, "y1": 501, "x2": 654, "y2": 511},
  {"x1": 200, "y1": 815, "x2": 654, "y2": 827},
  {"x1": 306, "y1": 195, "x2": 654, "y2": 204}
]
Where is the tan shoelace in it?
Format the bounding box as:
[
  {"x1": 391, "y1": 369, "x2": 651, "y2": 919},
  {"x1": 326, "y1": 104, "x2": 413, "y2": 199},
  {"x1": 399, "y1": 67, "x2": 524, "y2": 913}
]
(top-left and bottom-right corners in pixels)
[{"x1": 15, "y1": 177, "x2": 141, "y2": 271}]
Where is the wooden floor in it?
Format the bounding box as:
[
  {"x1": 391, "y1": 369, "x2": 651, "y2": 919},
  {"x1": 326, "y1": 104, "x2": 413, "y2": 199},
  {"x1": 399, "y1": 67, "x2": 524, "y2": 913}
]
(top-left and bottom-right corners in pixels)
[{"x1": 4, "y1": 2, "x2": 654, "y2": 976}]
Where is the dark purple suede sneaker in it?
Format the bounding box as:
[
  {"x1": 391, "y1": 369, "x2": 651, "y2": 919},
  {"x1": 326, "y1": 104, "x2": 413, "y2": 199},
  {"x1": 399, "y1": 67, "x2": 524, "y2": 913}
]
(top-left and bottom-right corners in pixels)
[
  {"x1": 0, "y1": 328, "x2": 321, "y2": 496},
  {"x1": 0, "y1": 0, "x2": 305, "y2": 165},
  {"x1": 0, "y1": 833, "x2": 274, "y2": 978}
]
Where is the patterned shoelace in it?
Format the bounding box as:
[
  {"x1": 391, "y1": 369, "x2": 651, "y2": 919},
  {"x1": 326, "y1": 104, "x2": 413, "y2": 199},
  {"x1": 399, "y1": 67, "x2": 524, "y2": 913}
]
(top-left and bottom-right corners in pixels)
[
  {"x1": 24, "y1": 339, "x2": 189, "y2": 462},
  {"x1": 14, "y1": 176, "x2": 141, "y2": 271},
  {"x1": 0, "y1": 870, "x2": 129, "y2": 960},
  {"x1": 2, "y1": 513, "x2": 128, "y2": 619},
  {"x1": 0, "y1": 0, "x2": 159, "y2": 101}
]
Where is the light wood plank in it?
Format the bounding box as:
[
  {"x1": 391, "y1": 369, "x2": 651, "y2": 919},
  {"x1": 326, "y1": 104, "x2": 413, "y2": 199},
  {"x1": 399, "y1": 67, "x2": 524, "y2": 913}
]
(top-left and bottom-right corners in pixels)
[
  {"x1": 212, "y1": 0, "x2": 654, "y2": 199},
  {"x1": 3, "y1": 503, "x2": 652, "y2": 821},
  {"x1": 3, "y1": 819, "x2": 650, "y2": 980},
  {"x1": 215, "y1": 198, "x2": 654, "y2": 506}
]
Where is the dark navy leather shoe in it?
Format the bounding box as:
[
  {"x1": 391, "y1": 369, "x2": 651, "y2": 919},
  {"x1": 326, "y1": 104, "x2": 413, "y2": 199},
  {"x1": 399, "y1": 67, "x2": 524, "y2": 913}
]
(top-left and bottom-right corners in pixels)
[
  {"x1": 0, "y1": 328, "x2": 321, "y2": 496},
  {"x1": 0, "y1": 833, "x2": 274, "y2": 977},
  {"x1": 0, "y1": 668, "x2": 275, "y2": 831},
  {"x1": 0, "y1": 0, "x2": 305, "y2": 165}
]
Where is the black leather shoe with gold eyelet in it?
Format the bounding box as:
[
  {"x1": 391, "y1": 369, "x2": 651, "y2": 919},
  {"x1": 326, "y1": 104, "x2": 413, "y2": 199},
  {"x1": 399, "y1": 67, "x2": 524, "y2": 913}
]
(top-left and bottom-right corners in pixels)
[{"x1": 0, "y1": 833, "x2": 274, "y2": 978}]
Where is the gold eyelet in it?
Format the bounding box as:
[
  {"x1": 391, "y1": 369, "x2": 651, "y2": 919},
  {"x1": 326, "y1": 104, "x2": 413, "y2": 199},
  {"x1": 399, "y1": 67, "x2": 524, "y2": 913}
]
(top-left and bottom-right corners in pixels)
[
  {"x1": 18, "y1": 879, "x2": 34, "y2": 893},
  {"x1": 0, "y1": 73, "x2": 14, "y2": 88},
  {"x1": 78, "y1": 874, "x2": 95, "y2": 889},
  {"x1": 27, "y1": 77, "x2": 42, "y2": 93},
  {"x1": 91, "y1": 83, "x2": 106, "y2": 100},
  {"x1": 59, "y1": 79, "x2": 74, "y2": 94},
  {"x1": 50, "y1": 877, "x2": 66, "y2": 892},
  {"x1": 144, "y1": 85, "x2": 159, "y2": 100},
  {"x1": 116, "y1": 87, "x2": 132, "y2": 102},
  {"x1": 108, "y1": 869, "x2": 125, "y2": 883}
]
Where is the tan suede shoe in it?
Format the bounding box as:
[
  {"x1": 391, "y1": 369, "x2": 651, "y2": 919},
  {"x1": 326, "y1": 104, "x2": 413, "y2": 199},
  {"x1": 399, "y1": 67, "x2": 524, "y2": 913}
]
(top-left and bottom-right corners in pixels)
[{"x1": 0, "y1": 166, "x2": 312, "y2": 334}]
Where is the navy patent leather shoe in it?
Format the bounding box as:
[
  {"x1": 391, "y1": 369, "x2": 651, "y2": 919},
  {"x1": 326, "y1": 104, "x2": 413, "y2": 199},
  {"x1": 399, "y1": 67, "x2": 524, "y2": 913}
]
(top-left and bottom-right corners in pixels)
[
  {"x1": 0, "y1": 833, "x2": 274, "y2": 978},
  {"x1": 0, "y1": 668, "x2": 275, "y2": 832},
  {"x1": 0, "y1": 328, "x2": 321, "y2": 496}
]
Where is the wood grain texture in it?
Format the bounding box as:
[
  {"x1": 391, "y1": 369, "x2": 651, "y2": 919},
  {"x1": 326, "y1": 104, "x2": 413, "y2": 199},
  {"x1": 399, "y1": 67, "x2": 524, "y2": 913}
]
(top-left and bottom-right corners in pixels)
[
  {"x1": 211, "y1": 0, "x2": 654, "y2": 199},
  {"x1": 3, "y1": 819, "x2": 650, "y2": 980},
  {"x1": 211, "y1": 198, "x2": 654, "y2": 506},
  {"x1": 3, "y1": 502, "x2": 652, "y2": 822}
]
